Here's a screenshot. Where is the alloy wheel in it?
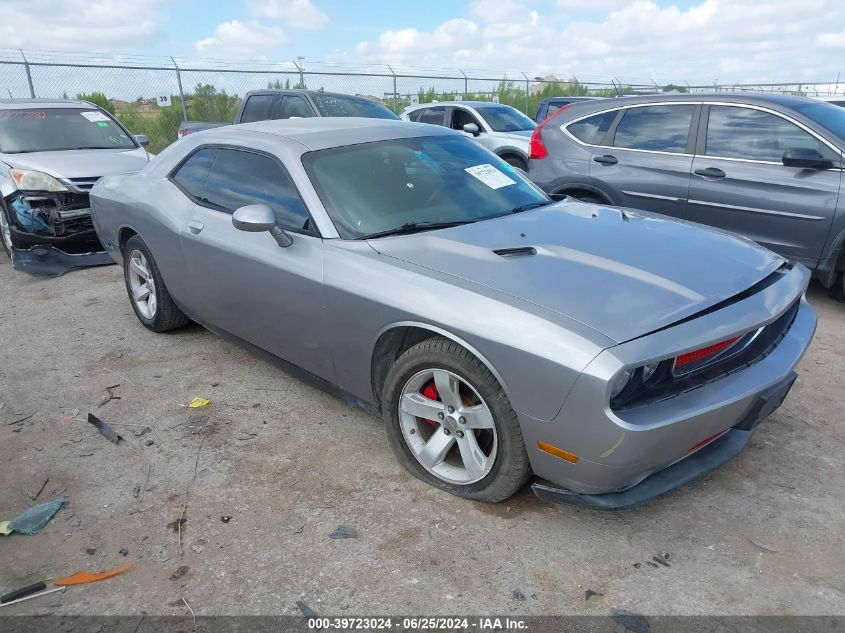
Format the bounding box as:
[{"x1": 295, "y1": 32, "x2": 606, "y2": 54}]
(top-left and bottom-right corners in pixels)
[
  {"x1": 398, "y1": 368, "x2": 498, "y2": 485},
  {"x1": 128, "y1": 250, "x2": 157, "y2": 320}
]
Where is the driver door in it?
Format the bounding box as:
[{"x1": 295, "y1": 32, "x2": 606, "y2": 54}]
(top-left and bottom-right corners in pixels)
[
  {"x1": 176, "y1": 146, "x2": 331, "y2": 379},
  {"x1": 686, "y1": 104, "x2": 842, "y2": 266}
]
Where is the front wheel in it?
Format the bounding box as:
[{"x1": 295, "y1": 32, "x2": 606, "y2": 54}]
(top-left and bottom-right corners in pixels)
[
  {"x1": 123, "y1": 235, "x2": 190, "y2": 332},
  {"x1": 382, "y1": 337, "x2": 531, "y2": 502},
  {"x1": 0, "y1": 201, "x2": 14, "y2": 257}
]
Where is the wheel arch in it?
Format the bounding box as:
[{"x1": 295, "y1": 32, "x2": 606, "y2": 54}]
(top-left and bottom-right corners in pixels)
[
  {"x1": 370, "y1": 322, "x2": 512, "y2": 410},
  {"x1": 495, "y1": 149, "x2": 527, "y2": 169},
  {"x1": 117, "y1": 226, "x2": 139, "y2": 253},
  {"x1": 551, "y1": 183, "x2": 614, "y2": 204}
]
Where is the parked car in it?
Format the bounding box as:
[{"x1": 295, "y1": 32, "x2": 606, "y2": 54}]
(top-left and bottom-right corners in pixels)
[
  {"x1": 528, "y1": 93, "x2": 845, "y2": 295},
  {"x1": 534, "y1": 96, "x2": 603, "y2": 122},
  {"x1": 400, "y1": 101, "x2": 536, "y2": 170},
  {"x1": 177, "y1": 89, "x2": 399, "y2": 139},
  {"x1": 91, "y1": 118, "x2": 815, "y2": 509},
  {"x1": 814, "y1": 95, "x2": 845, "y2": 108},
  {"x1": 0, "y1": 98, "x2": 152, "y2": 275}
]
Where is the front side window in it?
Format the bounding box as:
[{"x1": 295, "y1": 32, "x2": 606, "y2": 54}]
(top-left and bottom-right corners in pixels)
[
  {"x1": 276, "y1": 96, "x2": 314, "y2": 119},
  {"x1": 311, "y1": 94, "x2": 398, "y2": 119},
  {"x1": 451, "y1": 108, "x2": 482, "y2": 131},
  {"x1": 706, "y1": 105, "x2": 828, "y2": 162},
  {"x1": 201, "y1": 149, "x2": 313, "y2": 233},
  {"x1": 172, "y1": 147, "x2": 217, "y2": 199},
  {"x1": 613, "y1": 105, "x2": 694, "y2": 153},
  {"x1": 566, "y1": 110, "x2": 618, "y2": 145},
  {"x1": 303, "y1": 135, "x2": 549, "y2": 239},
  {"x1": 239, "y1": 95, "x2": 275, "y2": 123},
  {"x1": 475, "y1": 106, "x2": 536, "y2": 132},
  {"x1": 0, "y1": 108, "x2": 138, "y2": 153}
]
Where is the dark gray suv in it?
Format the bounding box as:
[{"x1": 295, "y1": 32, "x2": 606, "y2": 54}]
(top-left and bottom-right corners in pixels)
[{"x1": 528, "y1": 94, "x2": 845, "y2": 293}]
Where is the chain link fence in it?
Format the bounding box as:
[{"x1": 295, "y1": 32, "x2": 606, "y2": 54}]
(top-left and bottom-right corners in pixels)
[{"x1": 2, "y1": 49, "x2": 843, "y2": 154}]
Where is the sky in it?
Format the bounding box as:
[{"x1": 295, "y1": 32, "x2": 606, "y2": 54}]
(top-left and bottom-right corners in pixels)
[{"x1": 0, "y1": 0, "x2": 844, "y2": 85}]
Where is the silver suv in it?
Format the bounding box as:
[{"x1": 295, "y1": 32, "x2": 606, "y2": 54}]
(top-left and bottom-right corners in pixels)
[
  {"x1": 0, "y1": 98, "x2": 151, "y2": 274},
  {"x1": 400, "y1": 101, "x2": 536, "y2": 170},
  {"x1": 528, "y1": 93, "x2": 845, "y2": 295}
]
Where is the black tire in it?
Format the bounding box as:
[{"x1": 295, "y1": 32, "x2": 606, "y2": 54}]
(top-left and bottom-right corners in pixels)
[
  {"x1": 123, "y1": 235, "x2": 190, "y2": 332},
  {"x1": 567, "y1": 191, "x2": 605, "y2": 204},
  {"x1": 0, "y1": 200, "x2": 14, "y2": 258},
  {"x1": 503, "y1": 155, "x2": 527, "y2": 171},
  {"x1": 382, "y1": 336, "x2": 532, "y2": 502}
]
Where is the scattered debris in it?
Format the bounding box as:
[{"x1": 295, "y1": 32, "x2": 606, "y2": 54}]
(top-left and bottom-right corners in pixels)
[
  {"x1": 220, "y1": 515, "x2": 232, "y2": 524},
  {"x1": 2, "y1": 497, "x2": 69, "y2": 536},
  {"x1": 585, "y1": 589, "x2": 604, "y2": 601},
  {"x1": 31, "y1": 478, "x2": 49, "y2": 501},
  {"x1": 296, "y1": 600, "x2": 317, "y2": 617},
  {"x1": 329, "y1": 526, "x2": 356, "y2": 540},
  {"x1": 54, "y1": 563, "x2": 134, "y2": 586},
  {"x1": 133, "y1": 484, "x2": 141, "y2": 498},
  {"x1": 167, "y1": 518, "x2": 187, "y2": 532},
  {"x1": 236, "y1": 429, "x2": 258, "y2": 441},
  {"x1": 294, "y1": 525, "x2": 305, "y2": 534},
  {"x1": 119, "y1": 548, "x2": 129, "y2": 557},
  {"x1": 132, "y1": 428, "x2": 148, "y2": 437},
  {"x1": 1, "y1": 581, "x2": 47, "y2": 604},
  {"x1": 62, "y1": 409, "x2": 80, "y2": 422},
  {"x1": 88, "y1": 413, "x2": 123, "y2": 444},
  {"x1": 178, "y1": 437, "x2": 205, "y2": 556},
  {"x1": 512, "y1": 590, "x2": 526, "y2": 602},
  {"x1": 749, "y1": 537, "x2": 779, "y2": 553},
  {"x1": 86, "y1": 548, "x2": 97, "y2": 556},
  {"x1": 646, "y1": 561, "x2": 659, "y2": 568},
  {"x1": 182, "y1": 597, "x2": 197, "y2": 627},
  {"x1": 170, "y1": 565, "x2": 190, "y2": 581},
  {"x1": 190, "y1": 538, "x2": 207, "y2": 554},
  {"x1": 188, "y1": 397, "x2": 211, "y2": 409},
  {"x1": 652, "y1": 556, "x2": 670, "y2": 568},
  {"x1": 633, "y1": 562, "x2": 641, "y2": 569},
  {"x1": 611, "y1": 608, "x2": 651, "y2": 633},
  {"x1": 658, "y1": 551, "x2": 671, "y2": 562},
  {"x1": 97, "y1": 384, "x2": 122, "y2": 408},
  {"x1": 2, "y1": 412, "x2": 36, "y2": 426},
  {"x1": 0, "y1": 586, "x2": 65, "y2": 609}
]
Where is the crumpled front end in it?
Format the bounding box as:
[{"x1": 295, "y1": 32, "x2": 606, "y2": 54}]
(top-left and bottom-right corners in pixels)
[{"x1": 4, "y1": 188, "x2": 112, "y2": 276}]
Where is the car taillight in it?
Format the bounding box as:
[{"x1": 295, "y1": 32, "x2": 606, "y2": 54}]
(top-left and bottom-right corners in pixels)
[
  {"x1": 528, "y1": 103, "x2": 574, "y2": 160},
  {"x1": 177, "y1": 128, "x2": 189, "y2": 138},
  {"x1": 673, "y1": 336, "x2": 741, "y2": 374}
]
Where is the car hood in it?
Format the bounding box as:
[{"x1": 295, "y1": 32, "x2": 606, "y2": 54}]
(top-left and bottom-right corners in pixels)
[
  {"x1": 368, "y1": 201, "x2": 786, "y2": 343},
  {"x1": 2, "y1": 148, "x2": 149, "y2": 181}
]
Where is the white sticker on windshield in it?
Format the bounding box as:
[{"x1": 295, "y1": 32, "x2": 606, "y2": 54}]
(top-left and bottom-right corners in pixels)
[
  {"x1": 80, "y1": 111, "x2": 110, "y2": 123},
  {"x1": 465, "y1": 164, "x2": 516, "y2": 189}
]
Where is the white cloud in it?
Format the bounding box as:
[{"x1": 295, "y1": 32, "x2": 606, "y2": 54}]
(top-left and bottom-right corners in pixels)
[
  {"x1": 0, "y1": 0, "x2": 164, "y2": 50},
  {"x1": 195, "y1": 20, "x2": 285, "y2": 59},
  {"x1": 248, "y1": 0, "x2": 329, "y2": 29},
  {"x1": 341, "y1": 0, "x2": 845, "y2": 84}
]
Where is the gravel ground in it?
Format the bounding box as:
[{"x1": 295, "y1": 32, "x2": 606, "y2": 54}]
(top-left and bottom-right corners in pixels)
[{"x1": 1, "y1": 251, "x2": 843, "y2": 617}]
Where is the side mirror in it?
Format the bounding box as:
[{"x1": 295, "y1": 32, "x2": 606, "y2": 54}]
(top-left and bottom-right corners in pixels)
[
  {"x1": 135, "y1": 134, "x2": 150, "y2": 149},
  {"x1": 782, "y1": 148, "x2": 834, "y2": 170},
  {"x1": 232, "y1": 204, "x2": 292, "y2": 247},
  {"x1": 462, "y1": 123, "x2": 480, "y2": 137}
]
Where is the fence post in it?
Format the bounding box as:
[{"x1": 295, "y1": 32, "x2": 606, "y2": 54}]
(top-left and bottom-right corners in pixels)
[
  {"x1": 293, "y1": 59, "x2": 305, "y2": 89},
  {"x1": 521, "y1": 72, "x2": 529, "y2": 115},
  {"x1": 387, "y1": 64, "x2": 397, "y2": 112},
  {"x1": 19, "y1": 50, "x2": 35, "y2": 98},
  {"x1": 460, "y1": 69, "x2": 468, "y2": 99},
  {"x1": 171, "y1": 57, "x2": 189, "y2": 121}
]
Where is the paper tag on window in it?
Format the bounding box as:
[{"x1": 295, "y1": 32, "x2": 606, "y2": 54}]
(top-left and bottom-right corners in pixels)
[
  {"x1": 80, "y1": 111, "x2": 110, "y2": 123},
  {"x1": 465, "y1": 164, "x2": 516, "y2": 189}
]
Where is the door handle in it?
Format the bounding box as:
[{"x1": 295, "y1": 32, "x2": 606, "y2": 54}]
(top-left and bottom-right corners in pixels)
[
  {"x1": 188, "y1": 221, "x2": 204, "y2": 234},
  {"x1": 694, "y1": 167, "x2": 726, "y2": 179},
  {"x1": 593, "y1": 154, "x2": 618, "y2": 166}
]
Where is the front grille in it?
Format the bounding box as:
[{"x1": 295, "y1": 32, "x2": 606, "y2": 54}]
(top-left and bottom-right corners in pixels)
[{"x1": 67, "y1": 177, "x2": 100, "y2": 191}]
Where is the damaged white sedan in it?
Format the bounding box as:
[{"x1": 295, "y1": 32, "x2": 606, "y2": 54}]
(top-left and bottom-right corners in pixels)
[{"x1": 0, "y1": 98, "x2": 151, "y2": 275}]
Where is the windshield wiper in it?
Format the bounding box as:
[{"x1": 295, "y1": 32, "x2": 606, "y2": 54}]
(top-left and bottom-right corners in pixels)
[
  {"x1": 509, "y1": 200, "x2": 553, "y2": 214},
  {"x1": 361, "y1": 220, "x2": 476, "y2": 240}
]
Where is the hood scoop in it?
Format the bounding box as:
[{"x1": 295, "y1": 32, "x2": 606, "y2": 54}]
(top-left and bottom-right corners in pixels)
[{"x1": 493, "y1": 246, "x2": 537, "y2": 258}]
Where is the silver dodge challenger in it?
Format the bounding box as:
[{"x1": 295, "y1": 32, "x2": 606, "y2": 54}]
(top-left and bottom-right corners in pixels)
[{"x1": 90, "y1": 118, "x2": 817, "y2": 509}]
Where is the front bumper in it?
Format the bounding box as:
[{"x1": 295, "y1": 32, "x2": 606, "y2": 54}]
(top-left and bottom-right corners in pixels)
[
  {"x1": 532, "y1": 371, "x2": 796, "y2": 510},
  {"x1": 518, "y1": 263, "x2": 816, "y2": 504},
  {"x1": 10, "y1": 244, "x2": 113, "y2": 276}
]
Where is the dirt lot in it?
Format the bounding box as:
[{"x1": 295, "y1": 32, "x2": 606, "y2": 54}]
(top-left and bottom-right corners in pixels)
[{"x1": 1, "y1": 251, "x2": 844, "y2": 618}]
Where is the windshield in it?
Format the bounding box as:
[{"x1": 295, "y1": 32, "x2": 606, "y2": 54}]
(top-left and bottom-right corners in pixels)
[
  {"x1": 304, "y1": 135, "x2": 549, "y2": 239},
  {"x1": 0, "y1": 108, "x2": 137, "y2": 153},
  {"x1": 792, "y1": 101, "x2": 845, "y2": 142},
  {"x1": 311, "y1": 94, "x2": 399, "y2": 120},
  {"x1": 475, "y1": 105, "x2": 537, "y2": 132}
]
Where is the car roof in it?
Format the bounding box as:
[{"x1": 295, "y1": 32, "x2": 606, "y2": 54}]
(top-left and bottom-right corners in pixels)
[
  {"x1": 243, "y1": 89, "x2": 379, "y2": 101},
  {"x1": 215, "y1": 117, "x2": 454, "y2": 151},
  {"x1": 405, "y1": 101, "x2": 512, "y2": 109},
  {"x1": 0, "y1": 98, "x2": 95, "y2": 109},
  {"x1": 571, "y1": 92, "x2": 823, "y2": 109}
]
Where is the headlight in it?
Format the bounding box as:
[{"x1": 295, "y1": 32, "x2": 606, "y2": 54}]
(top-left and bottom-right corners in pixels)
[
  {"x1": 641, "y1": 361, "x2": 659, "y2": 383},
  {"x1": 10, "y1": 169, "x2": 68, "y2": 192},
  {"x1": 609, "y1": 368, "x2": 633, "y2": 399},
  {"x1": 609, "y1": 361, "x2": 671, "y2": 408}
]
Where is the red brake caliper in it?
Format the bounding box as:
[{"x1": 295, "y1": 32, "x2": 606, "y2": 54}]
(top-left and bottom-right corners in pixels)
[{"x1": 421, "y1": 381, "x2": 440, "y2": 426}]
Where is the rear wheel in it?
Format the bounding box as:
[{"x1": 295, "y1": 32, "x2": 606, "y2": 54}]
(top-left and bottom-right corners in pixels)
[
  {"x1": 503, "y1": 155, "x2": 527, "y2": 171},
  {"x1": 123, "y1": 235, "x2": 190, "y2": 332},
  {"x1": 382, "y1": 337, "x2": 531, "y2": 502}
]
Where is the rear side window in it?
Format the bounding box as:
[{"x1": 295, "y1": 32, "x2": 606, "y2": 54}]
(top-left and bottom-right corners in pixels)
[
  {"x1": 613, "y1": 105, "x2": 694, "y2": 153},
  {"x1": 275, "y1": 96, "x2": 314, "y2": 119},
  {"x1": 416, "y1": 107, "x2": 448, "y2": 126},
  {"x1": 201, "y1": 148, "x2": 313, "y2": 233},
  {"x1": 566, "y1": 110, "x2": 617, "y2": 145},
  {"x1": 705, "y1": 105, "x2": 825, "y2": 162},
  {"x1": 239, "y1": 95, "x2": 275, "y2": 123},
  {"x1": 172, "y1": 148, "x2": 217, "y2": 199}
]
